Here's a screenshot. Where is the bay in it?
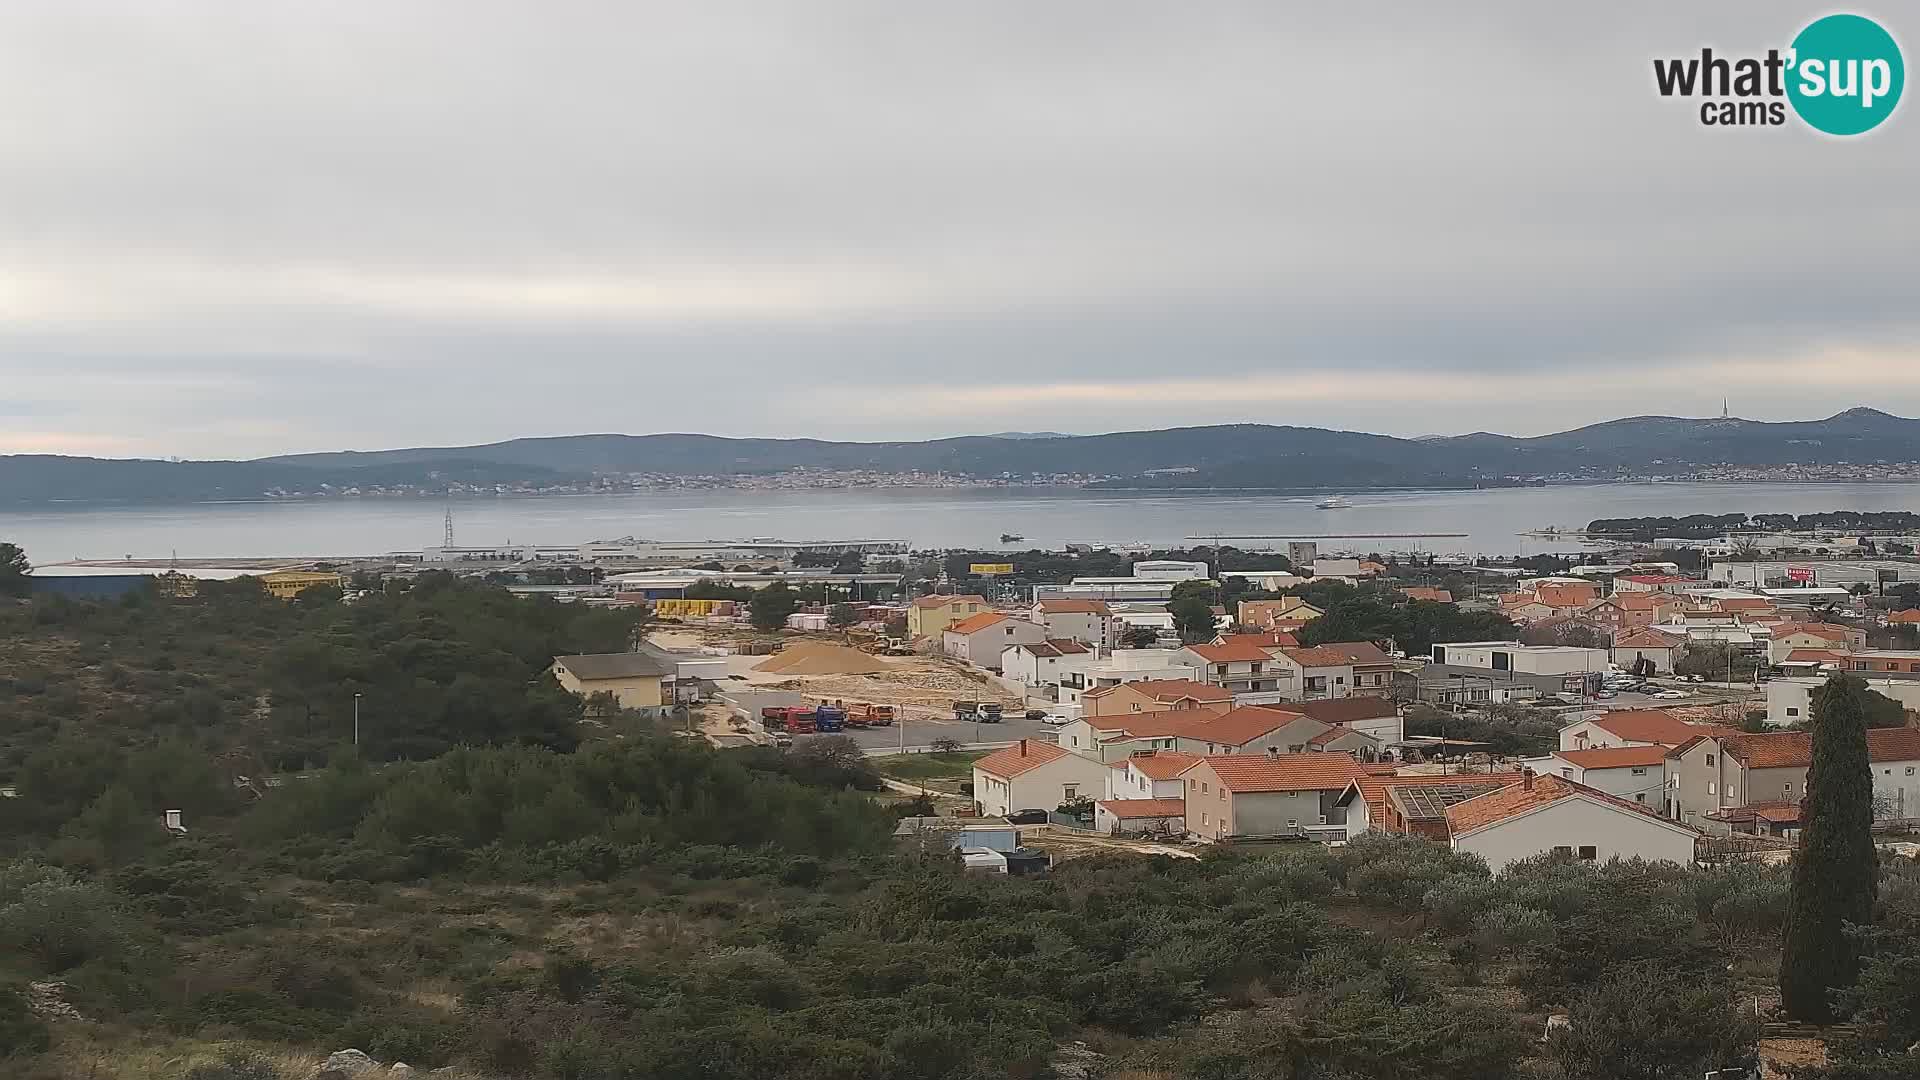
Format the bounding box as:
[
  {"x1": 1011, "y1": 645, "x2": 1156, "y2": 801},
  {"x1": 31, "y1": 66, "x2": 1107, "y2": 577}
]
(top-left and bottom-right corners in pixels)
[{"x1": 9, "y1": 481, "x2": 1920, "y2": 564}]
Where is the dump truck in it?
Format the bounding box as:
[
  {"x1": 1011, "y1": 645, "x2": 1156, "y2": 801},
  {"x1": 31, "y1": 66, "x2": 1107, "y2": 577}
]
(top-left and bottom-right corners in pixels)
[
  {"x1": 813, "y1": 704, "x2": 846, "y2": 733},
  {"x1": 978, "y1": 703, "x2": 1004, "y2": 723},
  {"x1": 953, "y1": 700, "x2": 979, "y2": 721}
]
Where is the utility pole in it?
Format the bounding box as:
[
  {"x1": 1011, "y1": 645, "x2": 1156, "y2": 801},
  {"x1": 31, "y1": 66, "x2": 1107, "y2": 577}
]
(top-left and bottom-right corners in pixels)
[{"x1": 352, "y1": 693, "x2": 362, "y2": 747}]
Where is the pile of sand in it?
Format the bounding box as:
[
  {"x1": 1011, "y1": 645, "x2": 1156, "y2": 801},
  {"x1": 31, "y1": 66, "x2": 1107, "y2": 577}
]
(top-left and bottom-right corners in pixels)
[{"x1": 753, "y1": 642, "x2": 886, "y2": 676}]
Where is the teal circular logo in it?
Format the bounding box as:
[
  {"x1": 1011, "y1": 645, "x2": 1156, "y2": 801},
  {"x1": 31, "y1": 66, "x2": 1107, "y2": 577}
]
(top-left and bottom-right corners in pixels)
[{"x1": 1787, "y1": 14, "x2": 1904, "y2": 135}]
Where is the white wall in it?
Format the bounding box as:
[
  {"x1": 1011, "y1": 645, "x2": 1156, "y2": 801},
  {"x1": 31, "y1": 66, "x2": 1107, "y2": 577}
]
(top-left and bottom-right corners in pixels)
[
  {"x1": 972, "y1": 755, "x2": 1113, "y2": 817},
  {"x1": 1549, "y1": 759, "x2": 1666, "y2": 806},
  {"x1": 1453, "y1": 795, "x2": 1696, "y2": 873}
]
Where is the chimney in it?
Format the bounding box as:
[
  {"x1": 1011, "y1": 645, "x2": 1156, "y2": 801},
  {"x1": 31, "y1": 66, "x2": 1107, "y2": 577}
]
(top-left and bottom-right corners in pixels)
[
  {"x1": 1019, "y1": 739, "x2": 1028, "y2": 757},
  {"x1": 1522, "y1": 768, "x2": 1535, "y2": 791}
]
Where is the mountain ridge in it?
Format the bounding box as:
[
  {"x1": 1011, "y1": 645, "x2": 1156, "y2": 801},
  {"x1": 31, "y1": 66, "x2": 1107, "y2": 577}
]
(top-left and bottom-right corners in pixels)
[{"x1": 5, "y1": 408, "x2": 1918, "y2": 505}]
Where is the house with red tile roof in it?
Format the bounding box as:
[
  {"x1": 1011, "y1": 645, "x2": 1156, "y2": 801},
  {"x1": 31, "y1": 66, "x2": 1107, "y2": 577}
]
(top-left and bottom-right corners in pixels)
[
  {"x1": 1399, "y1": 587, "x2": 1454, "y2": 604},
  {"x1": 1334, "y1": 771, "x2": 1525, "y2": 837},
  {"x1": 1000, "y1": 638, "x2": 1095, "y2": 690},
  {"x1": 1177, "y1": 641, "x2": 1289, "y2": 695},
  {"x1": 1180, "y1": 753, "x2": 1364, "y2": 840},
  {"x1": 1665, "y1": 727, "x2": 1920, "y2": 826},
  {"x1": 1104, "y1": 749, "x2": 1202, "y2": 801},
  {"x1": 1582, "y1": 592, "x2": 1659, "y2": 631},
  {"x1": 1061, "y1": 705, "x2": 1336, "y2": 762},
  {"x1": 1029, "y1": 599, "x2": 1117, "y2": 647},
  {"x1": 1290, "y1": 695, "x2": 1404, "y2": 743},
  {"x1": 1558, "y1": 709, "x2": 1736, "y2": 753},
  {"x1": 1080, "y1": 678, "x2": 1229, "y2": 718},
  {"x1": 1615, "y1": 574, "x2": 1699, "y2": 594},
  {"x1": 942, "y1": 612, "x2": 1046, "y2": 671},
  {"x1": 1888, "y1": 609, "x2": 1920, "y2": 625},
  {"x1": 906, "y1": 594, "x2": 989, "y2": 639},
  {"x1": 1212, "y1": 630, "x2": 1301, "y2": 650},
  {"x1": 1611, "y1": 627, "x2": 1684, "y2": 674},
  {"x1": 1237, "y1": 597, "x2": 1324, "y2": 630},
  {"x1": 1444, "y1": 772, "x2": 1700, "y2": 872},
  {"x1": 1539, "y1": 745, "x2": 1669, "y2": 808},
  {"x1": 1269, "y1": 642, "x2": 1397, "y2": 700},
  {"x1": 971, "y1": 739, "x2": 1113, "y2": 818}
]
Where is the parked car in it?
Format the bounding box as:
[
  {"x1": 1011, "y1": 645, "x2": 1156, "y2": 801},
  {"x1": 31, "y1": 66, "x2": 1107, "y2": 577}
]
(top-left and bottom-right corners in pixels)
[
  {"x1": 1041, "y1": 713, "x2": 1072, "y2": 727},
  {"x1": 1025, "y1": 709, "x2": 1049, "y2": 722},
  {"x1": 1005, "y1": 809, "x2": 1050, "y2": 825},
  {"x1": 1654, "y1": 689, "x2": 1690, "y2": 699}
]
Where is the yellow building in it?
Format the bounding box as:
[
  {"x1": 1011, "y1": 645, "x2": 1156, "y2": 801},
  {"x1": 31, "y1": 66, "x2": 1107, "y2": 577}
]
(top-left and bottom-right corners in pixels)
[
  {"x1": 259, "y1": 570, "x2": 343, "y2": 600},
  {"x1": 906, "y1": 593, "x2": 990, "y2": 639},
  {"x1": 550, "y1": 650, "x2": 676, "y2": 715}
]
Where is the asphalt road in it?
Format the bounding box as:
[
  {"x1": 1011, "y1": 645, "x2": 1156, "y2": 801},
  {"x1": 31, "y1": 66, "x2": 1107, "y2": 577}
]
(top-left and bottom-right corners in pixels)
[{"x1": 837, "y1": 713, "x2": 1063, "y2": 752}]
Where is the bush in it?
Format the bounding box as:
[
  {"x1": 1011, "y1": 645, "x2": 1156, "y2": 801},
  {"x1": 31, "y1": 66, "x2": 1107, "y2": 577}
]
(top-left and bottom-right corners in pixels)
[
  {"x1": 1548, "y1": 963, "x2": 1759, "y2": 1080},
  {"x1": 0, "y1": 982, "x2": 51, "y2": 1059},
  {"x1": 1338, "y1": 834, "x2": 1488, "y2": 910},
  {"x1": 184, "y1": 1047, "x2": 282, "y2": 1080}
]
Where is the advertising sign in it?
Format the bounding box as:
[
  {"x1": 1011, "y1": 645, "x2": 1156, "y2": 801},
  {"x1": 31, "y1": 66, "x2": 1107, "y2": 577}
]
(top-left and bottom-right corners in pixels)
[
  {"x1": 1787, "y1": 566, "x2": 1814, "y2": 583},
  {"x1": 969, "y1": 563, "x2": 1014, "y2": 575}
]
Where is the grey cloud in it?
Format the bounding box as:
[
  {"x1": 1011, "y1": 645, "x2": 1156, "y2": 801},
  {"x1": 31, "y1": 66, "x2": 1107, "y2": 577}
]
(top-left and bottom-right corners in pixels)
[{"x1": 0, "y1": 1, "x2": 1914, "y2": 456}]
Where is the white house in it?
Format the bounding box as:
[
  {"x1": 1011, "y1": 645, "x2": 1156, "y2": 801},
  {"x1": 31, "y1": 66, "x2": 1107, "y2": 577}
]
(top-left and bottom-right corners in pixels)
[
  {"x1": 1030, "y1": 599, "x2": 1117, "y2": 648},
  {"x1": 1535, "y1": 745, "x2": 1668, "y2": 808},
  {"x1": 942, "y1": 612, "x2": 1047, "y2": 671},
  {"x1": 1000, "y1": 639, "x2": 1095, "y2": 691},
  {"x1": 1177, "y1": 641, "x2": 1287, "y2": 694},
  {"x1": 1062, "y1": 649, "x2": 1205, "y2": 708},
  {"x1": 1768, "y1": 675, "x2": 1920, "y2": 728},
  {"x1": 1444, "y1": 773, "x2": 1700, "y2": 873},
  {"x1": 1290, "y1": 696, "x2": 1405, "y2": 744},
  {"x1": 971, "y1": 739, "x2": 1114, "y2": 818},
  {"x1": 1558, "y1": 709, "x2": 1727, "y2": 752},
  {"x1": 1103, "y1": 749, "x2": 1201, "y2": 800}
]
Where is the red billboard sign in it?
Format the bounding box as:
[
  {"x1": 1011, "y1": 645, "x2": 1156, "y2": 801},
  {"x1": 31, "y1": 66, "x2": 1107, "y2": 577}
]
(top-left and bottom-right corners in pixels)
[{"x1": 1787, "y1": 566, "x2": 1814, "y2": 583}]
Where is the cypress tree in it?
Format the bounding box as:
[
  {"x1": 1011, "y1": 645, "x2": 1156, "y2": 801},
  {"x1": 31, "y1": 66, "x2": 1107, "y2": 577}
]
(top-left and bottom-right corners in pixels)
[{"x1": 1778, "y1": 673, "x2": 1879, "y2": 1022}]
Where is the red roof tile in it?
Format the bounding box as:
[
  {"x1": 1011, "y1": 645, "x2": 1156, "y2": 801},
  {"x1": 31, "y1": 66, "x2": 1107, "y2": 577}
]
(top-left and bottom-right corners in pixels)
[
  {"x1": 1292, "y1": 696, "x2": 1398, "y2": 726},
  {"x1": 1095, "y1": 798, "x2": 1188, "y2": 819},
  {"x1": 1536, "y1": 584, "x2": 1600, "y2": 608},
  {"x1": 1036, "y1": 599, "x2": 1112, "y2": 615},
  {"x1": 1192, "y1": 752, "x2": 1362, "y2": 793},
  {"x1": 1083, "y1": 679, "x2": 1232, "y2": 703},
  {"x1": 1189, "y1": 706, "x2": 1313, "y2": 747},
  {"x1": 1085, "y1": 707, "x2": 1232, "y2": 739},
  {"x1": 1124, "y1": 750, "x2": 1202, "y2": 779},
  {"x1": 1343, "y1": 771, "x2": 1526, "y2": 827},
  {"x1": 1614, "y1": 628, "x2": 1683, "y2": 649},
  {"x1": 1017, "y1": 639, "x2": 1091, "y2": 658},
  {"x1": 1773, "y1": 622, "x2": 1853, "y2": 640},
  {"x1": 1714, "y1": 728, "x2": 1920, "y2": 770},
  {"x1": 1585, "y1": 710, "x2": 1730, "y2": 747},
  {"x1": 1445, "y1": 773, "x2": 1695, "y2": 837},
  {"x1": 1400, "y1": 587, "x2": 1454, "y2": 603},
  {"x1": 1888, "y1": 610, "x2": 1920, "y2": 624},
  {"x1": 1553, "y1": 745, "x2": 1670, "y2": 770},
  {"x1": 1282, "y1": 642, "x2": 1392, "y2": 667},
  {"x1": 973, "y1": 739, "x2": 1071, "y2": 779},
  {"x1": 1782, "y1": 649, "x2": 1849, "y2": 665},
  {"x1": 945, "y1": 611, "x2": 1008, "y2": 634}
]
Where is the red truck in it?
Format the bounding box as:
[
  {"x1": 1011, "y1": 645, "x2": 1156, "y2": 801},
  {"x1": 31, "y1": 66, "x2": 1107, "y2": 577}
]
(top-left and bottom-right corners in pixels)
[{"x1": 760, "y1": 706, "x2": 819, "y2": 734}]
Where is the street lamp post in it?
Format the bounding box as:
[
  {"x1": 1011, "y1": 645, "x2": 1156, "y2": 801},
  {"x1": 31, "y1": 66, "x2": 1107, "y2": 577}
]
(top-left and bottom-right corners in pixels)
[{"x1": 352, "y1": 693, "x2": 362, "y2": 748}]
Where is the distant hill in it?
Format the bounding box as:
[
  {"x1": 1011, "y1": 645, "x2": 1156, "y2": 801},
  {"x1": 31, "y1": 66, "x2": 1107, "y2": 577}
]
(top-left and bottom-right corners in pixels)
[{"x1": 6, "y1": 408, "x2": 1920, "y2": 504}]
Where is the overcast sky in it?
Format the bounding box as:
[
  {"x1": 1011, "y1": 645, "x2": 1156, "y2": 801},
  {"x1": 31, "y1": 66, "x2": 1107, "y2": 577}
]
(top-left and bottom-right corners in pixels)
[{"x1": 2, "y1": 2, "x2": 1916, "y2": 459}]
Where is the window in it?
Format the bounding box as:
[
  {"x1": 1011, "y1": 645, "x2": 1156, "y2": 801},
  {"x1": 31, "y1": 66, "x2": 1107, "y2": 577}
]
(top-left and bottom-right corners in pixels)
[
  {"x1": 1908, "y1": 767, "x2": 1916, "y2": 776},
  {"x1": 1287, "y1": 819, "x2": 1298, "y2": 829},
  {"x1": 1787, "y1": 707, "x2": 1800, "y2": 717},
  {"x1": 1728, "y1": 785, "x2": 1737, "y2": 799},
  {"x1": 1631, "y1": 767, "x2": 1647, "y2": 775},
  {"x1": 1578, "y1": 845, "x2": 1598, "y2": 861},
  {"x1": 1635, "y1": 793, "x2": 1646, "y2": 803},
  {"x1": 1063, "y1": 785, "x2": 1077, "y2": 800},
  {"x1": 1784, "y1": 782, "x2": 1793, "y2": 794},
  {"x1": 1706, "y1": 754, "x2": 1715, "y2": 767},
  {"x1": 1318, "y1": 815, "x2": 1328, "y2": 825},
  {"x1": 1708, "y1": 781, "x2": 1716, "y2": 795},
  {"x1": 1336, "y1": 676, "x2": 1346, "y2": 684},
  {"x1": 1552, "y1": 845, "x2": 1573, "y2": 856},
  {"x1": 1202, "y1": 782, "x2": 1209, "y2": 794},
  {"x1": 1218, "y1": 788, "x2": 1225, "y2": 801},
  {"x1": 1201, "y1": 811, "x2": 1208, "y2": 825}
]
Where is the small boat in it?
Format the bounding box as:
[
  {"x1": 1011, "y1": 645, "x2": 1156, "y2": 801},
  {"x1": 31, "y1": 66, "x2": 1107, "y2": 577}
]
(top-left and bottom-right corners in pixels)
[
  {"x1": 1314, "y1": 496, "x2": 1351, "y2": 510},
  {"x1": 1000, "y1": 533, "x2": 1025, "y2": 543}
]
